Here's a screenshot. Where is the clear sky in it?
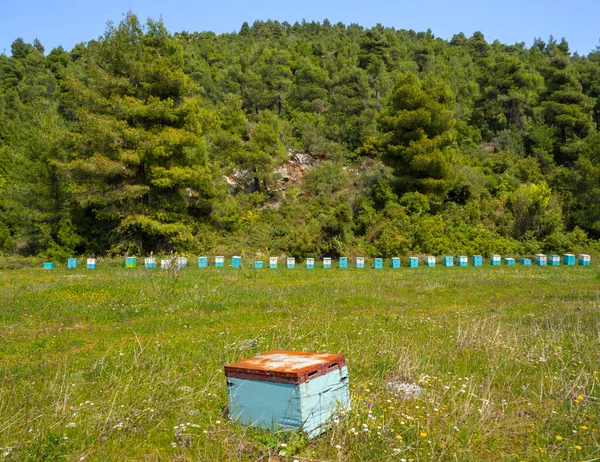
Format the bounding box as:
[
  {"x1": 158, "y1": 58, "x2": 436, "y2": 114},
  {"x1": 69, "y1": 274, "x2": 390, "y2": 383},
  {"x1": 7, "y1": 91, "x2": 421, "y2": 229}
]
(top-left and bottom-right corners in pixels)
[{"x1": 1, "y1": 0, "x2": 599, "y2": 56}]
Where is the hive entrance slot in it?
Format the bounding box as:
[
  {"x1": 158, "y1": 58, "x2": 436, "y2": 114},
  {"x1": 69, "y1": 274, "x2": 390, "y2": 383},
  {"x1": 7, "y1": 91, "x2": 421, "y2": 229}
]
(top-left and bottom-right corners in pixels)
[
  {"x1": 328, "y1": 363, "x2": 338, "y2": 369},
  {"x1": 308, "y1": 371, "x2": 318, "y2": 378}
]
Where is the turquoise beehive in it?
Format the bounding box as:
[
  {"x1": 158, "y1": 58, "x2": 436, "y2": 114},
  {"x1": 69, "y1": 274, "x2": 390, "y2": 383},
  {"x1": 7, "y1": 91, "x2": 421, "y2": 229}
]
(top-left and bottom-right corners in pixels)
[
  {"x1": 232, "y1": 256, "x2": 242, "y2": 268},
  {"x1": 391, "y1": 257, "x2": 400, "y2": 269},
  {"x1": 68, "y1": 258, "x2": 77, "y2": 269},
  {"x1": 339, "y1": 257, "x2": 347, "y2": 269},
  {"x1": 374, "y1": 258, "x2": 383, "y2": 269},
  {"x1": 490, "y1": 254, "x2": 501, "y2": 266},
  {"x1": 125, "y1": 257, "x2": 136, "y2": 268},
  {"x1": 43, "y1": 262, "x2": 54, "y2": 270},
  {"x1": 144, "y1": 257, "x2": 156, "y2": 269},
  {"x1": 225, "y1": 350, "x2": 350, "y2": 439},
  {"x1": 86, "y1": 258, "x2": 96, "y2": 270},
  {"x1": 161, "y1": 259, "x2": 171, "y2": 269},
  {"x1": 215, "y1": 256, "x2": 225, "y2": 268},
  {"x1": 458, "y1": 255, "x2": 468, "y2": 267},
  {"x1": 323, "y1": 258, "x2": 331, "y2": 269},
  {"x1": 549, "y1": 254, "x2": 560, "y2": 266},
  {"x1": 198, "y1": 256, "x2": 208, "y2": 268},
  {"x1": 176, "y1": 257, "x2": 188, "y2": 269},
  {"x1": 425, "y1": 256, "x2": 436, "y2": 267},
  {"x1": 535, "y1": 254, "x2": 547, "y2": 266},
  {"x1": 356, "y1": 257, "x2": 364, "y2": 269},
  {"x1": 443, "y1": 256, "x2": 454, "y2": 267},
  {"x1": 254, "y1": 261, "x2": 263, "y2": 269},
  {"x1": 504, "y1": 257, "x2": 515, "y2": 266},
  {"x1": 472, "y1": 255, "x2": 482, "y2": 267},
  {"x1": 269, "y1": 257, "x2": 278, "y2": 269},
  {"x1": 520, "y1": 258, "x2": 531, "y2": 265},
  {"x1": 563, "y1": 254, "x2": 575, "y2": 265},
  {"x1": 287, "y1": 257, "x2": 295, "y2": 269},
  {"x1": 579, "y1": 254, "x2": 590, "y2": 266},
  {"x1": 409, "y1": 257, "x2": 418, "y2": 268},
  {"x1": 306, "y1": 258, "x2": 315, "y2": 269}
]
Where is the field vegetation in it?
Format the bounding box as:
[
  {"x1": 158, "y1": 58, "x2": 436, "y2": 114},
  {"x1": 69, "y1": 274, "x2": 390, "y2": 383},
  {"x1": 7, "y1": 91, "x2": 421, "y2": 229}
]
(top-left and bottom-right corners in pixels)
[{"x1": 1, "y1": 262, "x2": 599, "y2": 460}]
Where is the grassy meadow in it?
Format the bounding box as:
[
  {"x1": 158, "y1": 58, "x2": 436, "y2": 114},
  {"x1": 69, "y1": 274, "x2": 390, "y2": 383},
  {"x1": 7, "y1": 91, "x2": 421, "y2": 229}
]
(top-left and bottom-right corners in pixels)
[{"x1": 1, "y1": 260, "x2": 599, "y2": 461}]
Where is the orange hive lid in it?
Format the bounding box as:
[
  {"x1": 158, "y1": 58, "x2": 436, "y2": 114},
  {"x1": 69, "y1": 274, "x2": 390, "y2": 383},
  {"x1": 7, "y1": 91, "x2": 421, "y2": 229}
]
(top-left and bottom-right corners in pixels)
[{"x1": 224, "y1": 350, "x2": 346, "y2": 384}]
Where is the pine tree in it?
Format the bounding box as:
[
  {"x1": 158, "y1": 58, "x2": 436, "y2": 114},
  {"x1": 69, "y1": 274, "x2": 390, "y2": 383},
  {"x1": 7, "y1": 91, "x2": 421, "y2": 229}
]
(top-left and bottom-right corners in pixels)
[
  {"x1": 60, "y1": 13, "x2": 218, "y2": 253},
  {"x1": 374, "y1": 72, "x2": 457, "y2": 199}
]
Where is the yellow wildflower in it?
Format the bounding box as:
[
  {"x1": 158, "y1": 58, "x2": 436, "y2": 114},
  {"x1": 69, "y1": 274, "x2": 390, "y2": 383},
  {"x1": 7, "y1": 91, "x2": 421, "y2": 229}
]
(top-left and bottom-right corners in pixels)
[
  {"x1": 420, "y1": 432, "x2": 427, "y2": 437},
  {"x1": 556, "y1": 435, "x2": 563, "y2": 441}
]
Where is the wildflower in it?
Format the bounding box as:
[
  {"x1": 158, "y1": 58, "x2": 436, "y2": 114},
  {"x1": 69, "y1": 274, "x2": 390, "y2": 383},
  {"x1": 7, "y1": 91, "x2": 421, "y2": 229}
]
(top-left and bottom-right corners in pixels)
[
  {"x1": 555, "y1": 435, "x2": 563, "y2": 441},
  {"x1": 580, "y1": 426, "x2": 588, "y2": 430},
  {"x1": 365, "y1": 402, "x2": 373, "y2": 408},
  {"x1": 420, "y1": 432, "x2": 427, "y2": 437},
  {"x1": 577, "y1": 395, "x2": 584, "y2": 401},
  {"x1": 575, "y1": 445, "x2": 582, "y2": 450},
  {"x1": 335, "y1": 444, "x2": 342, "y2": 449},
  {"x1": 395, "y1": 435, "x2": 403, "y2": 440}
]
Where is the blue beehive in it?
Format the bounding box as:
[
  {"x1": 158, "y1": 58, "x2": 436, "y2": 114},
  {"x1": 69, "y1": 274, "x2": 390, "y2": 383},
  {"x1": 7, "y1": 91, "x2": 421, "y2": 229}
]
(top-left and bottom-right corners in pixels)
[
  {"x1": 490, "y1": 254, "x2": 501, "y2": 266},
  {"x1": 198, "y1": 257, "x2": 208, "y2": 268},
  {"x1": 563, "y1": 254, "x2": 575, "y2": 265},
  {"x1": 43, "y1": 262, "x2": 54, "y2": 270},
  {"x1": 391, "y1": 257, "x2": 400, "y2": 269},
  {"x1": 254, "y1": 261, "x2": 263, "y2": 269},
  {"x1": 287, "y1": 257, "x2": 295, "y2": 269},
  {"x1": 306, "y1": 258, "x2": 315, "y2": 269},
  {"x1": 68, "y1": 258, "x2": 77, "y2": 269},
  {"x1": 161, "y1": 259, "x2": 171, "y2": 269},
  {"x1": 232, "y1": 256, "x2": 242, "y2": 268},
  {"x1": 269, "y1": 257, "x2": 278, "y2": 269},
  {"x1": 458, "y1": 255, "x2": 468, "y2": 267},
  {"x1": 425, "y1": 256, "x2": 436, "y2": 267},
  {"x1": 356, "y1": 257, "x2": 364, "y2": 269},
  {"x1": 472, "y1": 255, "x2": 483, "y2": 267},
  {"x1": 144, "y1": 257, "x2": 156, "y2": 269},
  {"x1": 579, "y1": 254, "x2": 591, "y2": 266},
  {"x1": 86, "y1": 258, "x2": 96, "y2": 270},
  {"x1": 409, "y1": 257, "x2": 419, "y2": 268},
  {"x1": 504, "y1": 257, "x2": 515, "y2": 266},
  {"x1": 520, "y1": 258, "x2": 531, "y2": 265},
  {"x1": 374, "y1": 258, "x2": 383, "y2": 269},
  {"x1": 125, "y1": 257, "x2": 136, "y2": 268},
  {"x1": 339, "y1": 257, "x2": 348, "y2": 269},
  {"x1": 443, "y1": 256, "x2": 454, "y2": 267},
  {"x1": 176, "y1": 257, "x2": 188, "y2": 269},
  {"x1": 535, "y1": 254, "x2": 547, "y2": 266},
  {"x1": 323, "y1": 258, "x2": 331, "y2": 269},
  {"x1": 549, "y1": 254, "x2": 560, "y2": 266},
  {"x1": 215, "y1": 256, "x2": 225, "y2": 268},
  {"x1": 225, "y1": 350, "x2": 350, "y2": 439}
]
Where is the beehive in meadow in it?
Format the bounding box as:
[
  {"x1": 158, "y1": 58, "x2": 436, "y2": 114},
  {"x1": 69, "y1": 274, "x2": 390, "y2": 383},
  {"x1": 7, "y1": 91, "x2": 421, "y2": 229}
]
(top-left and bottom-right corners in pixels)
[{"x1": 225, "y1": 350, "x2": 350, "y2": 438}]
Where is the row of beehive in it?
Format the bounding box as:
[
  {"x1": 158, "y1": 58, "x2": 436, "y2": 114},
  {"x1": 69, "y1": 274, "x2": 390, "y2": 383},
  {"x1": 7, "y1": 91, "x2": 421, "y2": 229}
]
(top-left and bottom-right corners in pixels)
[{"x1": 42, "y1": 253, "x2": 591, "y2": 269}]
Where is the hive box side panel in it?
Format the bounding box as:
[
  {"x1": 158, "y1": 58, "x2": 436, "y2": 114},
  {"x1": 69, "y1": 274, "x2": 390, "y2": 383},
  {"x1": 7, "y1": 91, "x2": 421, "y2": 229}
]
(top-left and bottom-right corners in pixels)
[
  {"x1": 227, "y1": 378, "x2": 303, "y2": 430},
  {"x1": 300, "y1": 366, "x2": 350, "y2": 438}
]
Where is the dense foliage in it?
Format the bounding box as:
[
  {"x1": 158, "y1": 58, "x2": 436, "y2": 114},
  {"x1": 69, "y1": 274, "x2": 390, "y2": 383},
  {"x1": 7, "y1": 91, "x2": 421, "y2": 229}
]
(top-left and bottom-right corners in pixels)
[{"x1": 1, "y1": 14, "x2": 599, "y2": 258}]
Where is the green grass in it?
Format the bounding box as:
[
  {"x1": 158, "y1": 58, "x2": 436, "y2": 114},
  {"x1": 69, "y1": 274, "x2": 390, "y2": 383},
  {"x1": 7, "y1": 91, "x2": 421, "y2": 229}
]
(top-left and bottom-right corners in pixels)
[{"x1": 1, "y1": 263, "x2": 599, "y2": 460}]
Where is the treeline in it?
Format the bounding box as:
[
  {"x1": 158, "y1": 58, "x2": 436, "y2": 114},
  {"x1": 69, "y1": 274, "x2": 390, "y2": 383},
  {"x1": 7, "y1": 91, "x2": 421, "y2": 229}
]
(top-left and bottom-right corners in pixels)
[{"x1": 0, "y1": 13, "x2": 599, "y2": 259}]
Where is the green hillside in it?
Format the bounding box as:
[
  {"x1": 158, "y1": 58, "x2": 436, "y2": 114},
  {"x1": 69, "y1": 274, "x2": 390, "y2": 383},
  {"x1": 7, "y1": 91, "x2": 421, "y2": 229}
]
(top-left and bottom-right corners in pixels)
[{"x1": 1, "y1": 14, "x2": 600, "y2": 258}]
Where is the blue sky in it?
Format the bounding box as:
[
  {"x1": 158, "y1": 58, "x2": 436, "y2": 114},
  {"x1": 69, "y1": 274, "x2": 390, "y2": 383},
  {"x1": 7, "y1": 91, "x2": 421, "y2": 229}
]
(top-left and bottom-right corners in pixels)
[{"x1": 1, "y1": 0, "x2": 599, "y2": 56}]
